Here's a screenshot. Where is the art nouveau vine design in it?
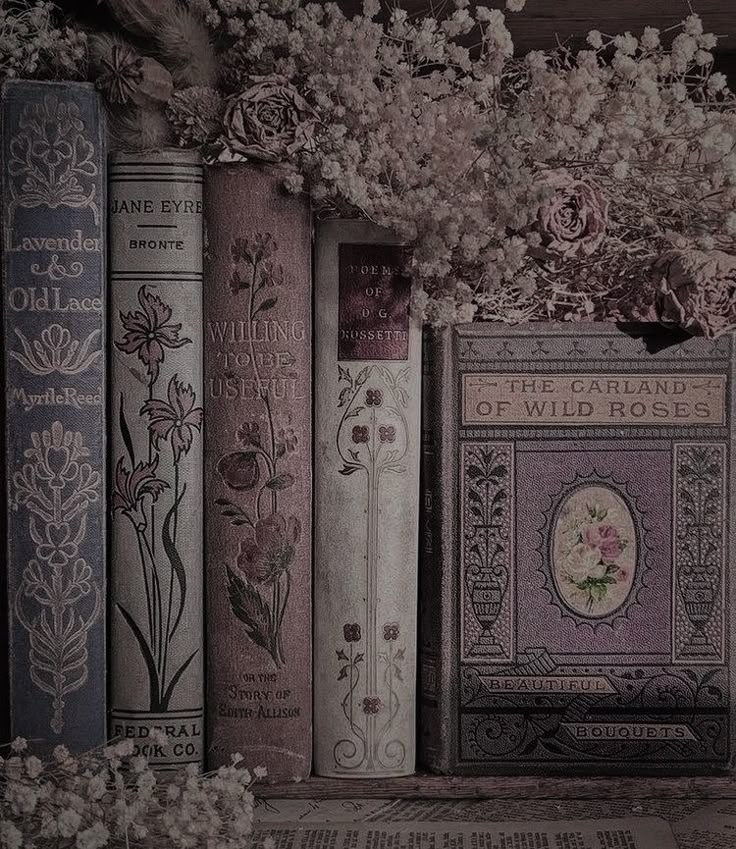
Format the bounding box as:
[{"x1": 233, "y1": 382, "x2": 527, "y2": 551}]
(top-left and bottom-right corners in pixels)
[
  {"x1": 332, "y1": 364, "x2": 410, "y2": 772},
  {"x1": 12, "y1": 421, "x2": 102, "y2": 734},
  {"x1": 113, "y1": 285, "x2": 202, "y2": 711},
  {"x1": 6, "y1": 94, "x2": 99, "y2": 240},
  {"x1": 216, "y1": 233, "x2": 301, "y2": 668}
]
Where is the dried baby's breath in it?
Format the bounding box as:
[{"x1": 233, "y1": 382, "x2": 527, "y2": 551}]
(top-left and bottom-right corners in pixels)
[
  {"x1": 0, "y1": 1, "x2": 87, "y2": 81},
  {"x1": 0, "y1": 737, "x2": 264, "y2": 849},
  {"x1": 172, "y1": 1, "x2": 736, "y2": 334}
]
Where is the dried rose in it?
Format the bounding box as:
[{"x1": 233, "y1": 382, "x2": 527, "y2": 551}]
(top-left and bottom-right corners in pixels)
[
  {"x1": 221, "y1": 75, "x2": 317, "y2": 163},
  {"x1": 656, "y1": 248, "x2": 736, "y2": 338},
  {"x1": 533, "y1": 170, "x2": 609, "y2": 260}
]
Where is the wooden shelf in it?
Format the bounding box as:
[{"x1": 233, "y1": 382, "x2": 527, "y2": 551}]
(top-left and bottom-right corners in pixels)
[{"x1": 256, "y1": 772, "x2": 736, "y2": 801}]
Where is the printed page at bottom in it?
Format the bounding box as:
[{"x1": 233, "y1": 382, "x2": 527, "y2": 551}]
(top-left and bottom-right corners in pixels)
[
  {"x1": 672, "y1": 800, "x2": 736, "y2": 849},
  {"x1": 252, "y1": 817, "x2": 677, "y2": 849}
]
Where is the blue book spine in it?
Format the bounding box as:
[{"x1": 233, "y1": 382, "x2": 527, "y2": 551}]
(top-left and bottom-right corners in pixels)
[{"x1": 2, "y1": 80, "x2": 107, "y2": 752}]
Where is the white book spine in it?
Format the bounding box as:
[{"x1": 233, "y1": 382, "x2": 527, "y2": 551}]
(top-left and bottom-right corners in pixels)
[
  {"x1": 109, "y1": 151, "x2": 204, "y2": 770},
  {"x1": 314, "y1": 220, "x2": 421, "y2": 777}
]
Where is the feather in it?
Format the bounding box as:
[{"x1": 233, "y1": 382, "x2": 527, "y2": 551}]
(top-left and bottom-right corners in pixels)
[
  {"x1": 155, "y1": 4, "x2": 218, "y2": 88},
  {"x1": 103, "y1": 0, "x2": 176, "y2": 38},
  {"x1": 108, "y1": 105, "x2": 172, "y2": 152}
]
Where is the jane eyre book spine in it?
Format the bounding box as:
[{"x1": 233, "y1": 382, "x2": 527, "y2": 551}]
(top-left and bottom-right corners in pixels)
[
  {"x1": 2, "y1": 80, "x2": 107, "y2": 752},
  {"x1": 109, "y1": 152, "x2": 204, "y2": 770},
  {"x1": 204, "y1": 165, "x2": 312, "y2": 780},
  {"x1": 420, "y1": 322, "x2": 736, "y2": 775},
  {"x1": 313, "y1": 220, "x2": 422, "y2": 778}
]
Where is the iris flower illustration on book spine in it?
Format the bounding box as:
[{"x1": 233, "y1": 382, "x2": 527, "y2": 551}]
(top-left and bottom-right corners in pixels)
[
  {"x1": 216, "y1": 233, "x2": 302, "y2": 668},
  {"x1": 332, "y1": 364, "x2": 410, "y2": 772},
  {"x1": 113, "y1": 285, "x2": 203, "y2": 711}
]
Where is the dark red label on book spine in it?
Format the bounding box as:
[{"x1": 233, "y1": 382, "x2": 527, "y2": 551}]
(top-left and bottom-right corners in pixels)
[{"x1": 338, "y1": 243, "x2": 412, "y2": 361}]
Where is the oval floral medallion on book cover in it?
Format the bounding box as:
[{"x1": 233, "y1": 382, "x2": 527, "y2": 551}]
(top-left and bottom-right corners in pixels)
[{"x1": 551, "y1": 485, "x2": 637, "y2": 619}]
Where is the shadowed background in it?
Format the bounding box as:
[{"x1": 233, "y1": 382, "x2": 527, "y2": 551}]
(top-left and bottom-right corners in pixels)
[{"x1": 57, "y1": 0, "x2": 736, "y2": 81}]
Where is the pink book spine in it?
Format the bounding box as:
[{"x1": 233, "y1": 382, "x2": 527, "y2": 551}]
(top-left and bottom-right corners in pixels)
[{"x1": 203, "y1": 164, "x2": 312, "y2": 781}]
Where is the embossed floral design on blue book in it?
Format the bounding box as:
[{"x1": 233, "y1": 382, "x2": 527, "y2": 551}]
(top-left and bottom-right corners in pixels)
[{"x1": 2, "y1": 80, "x2": 106, "y2": 752}]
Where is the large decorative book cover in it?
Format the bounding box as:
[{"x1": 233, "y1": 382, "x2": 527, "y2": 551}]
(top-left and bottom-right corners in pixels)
[
  {"x1": 420, "y1": 322, "x2": 736, "y2": 774},
  {"x1": 314, "y1": 220, "x2": 422, "y2": 778},
  {"x1": 109, "y1": 152, "x2": 204, "y2": 769},
  {"x1": 1, "y1": 81, "x2": 107, "y2": 751},
  {"x1": 204, "y1": 165, "x2": 312, "y2": 780}
]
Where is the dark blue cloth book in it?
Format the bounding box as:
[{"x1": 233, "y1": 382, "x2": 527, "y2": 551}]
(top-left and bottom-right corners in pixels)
[{"x1": 2, "y1": 80, "x2": 107, "y2": 752}]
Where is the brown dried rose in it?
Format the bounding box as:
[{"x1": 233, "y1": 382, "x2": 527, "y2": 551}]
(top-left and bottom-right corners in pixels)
[
  {"x1": 221, "y1": 74, "x2": 317, "y2": 163},
  {"x1": 534, "y1": 170, "x2": 609, "y2": 260},
  {"x1": 656, "y1": 248, "x2": 736, "y2": 338}
]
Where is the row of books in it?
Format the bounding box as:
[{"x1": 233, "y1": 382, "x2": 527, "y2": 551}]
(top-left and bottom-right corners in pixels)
[
  {"x1": 1, "y1": 79, "x2": 420, "y2": 780},
  {"x1": 3, "y1": 80, "x2": 734, "y2": 779}
]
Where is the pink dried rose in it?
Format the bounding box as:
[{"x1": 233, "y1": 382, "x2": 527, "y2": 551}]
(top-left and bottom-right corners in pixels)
[
  {"x1": 583, "y1": 523, "x2": 622, "y2": 563},
  {"x1": 221, "y1": 74, "x2": 317, "y2": 163},
  {"x1": 534, "y1": 170, "x2": 609, "y2": 260},
  {"x1": 656, "y1": 249, "x2": 736, "y2": 338}
]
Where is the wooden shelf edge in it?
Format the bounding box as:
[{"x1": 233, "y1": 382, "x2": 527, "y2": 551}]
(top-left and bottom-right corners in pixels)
[{"x1": 256, "y1": 772, "x2": 736, "y2": 801}]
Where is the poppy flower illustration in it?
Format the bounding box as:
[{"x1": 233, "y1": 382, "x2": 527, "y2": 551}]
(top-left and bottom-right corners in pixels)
[
  {"x1": 142, "y1": 375, "x2": 203, "y2": 464},
  {"x1": 379, "y1": 426, "x2": 396, "y2": 443},
  {"x1": 352, "y1": 425, "x2": 370, "y2": 444},
  {"x1": 344, "y1": 623, "x2": 362, "y2": 642},
  {"x1": 111, "y1": 457, "x2": 168, "y2": 530},
  {"x1": 217, "y1": 451, "x2": 260, "y2": 491},
  {"x1": 383, "y1": 622, "x2": 400, "y2": 641},
  {"x1": 116, "y1": 286, "x2": 191, "y2": 384},
  {"x1": 236, "y1": 513, "x2": 301, "y2": 584},
  {"x1": 365, "y1": 389, "x2": 383, "y2": 406},
  {"x1": 362, "y1": 696, "x2": 382, "y2": 715}
]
